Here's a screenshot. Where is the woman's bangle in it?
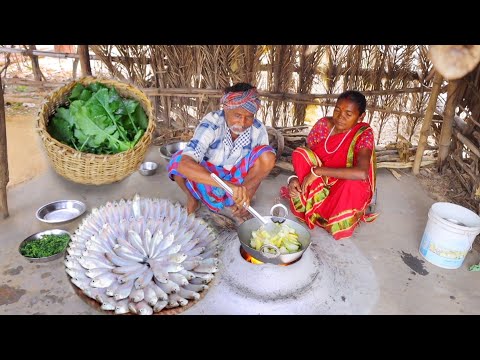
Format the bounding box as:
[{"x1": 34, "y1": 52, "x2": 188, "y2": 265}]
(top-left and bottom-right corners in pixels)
[
  {"x1": 287, "y1": 175, "x2": 298, "y2": 184},
  {"x1": 310, "y1": 166, "x2": 321, "y2": 178}
]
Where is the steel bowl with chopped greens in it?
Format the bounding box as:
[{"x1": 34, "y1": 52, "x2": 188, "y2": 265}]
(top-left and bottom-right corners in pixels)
[
  {"x1": 19, "y1": 230, "x2": 71, "y2": 262},
  {"x1": 47, "y1": 82, "x2": 148, "y2": 154}
]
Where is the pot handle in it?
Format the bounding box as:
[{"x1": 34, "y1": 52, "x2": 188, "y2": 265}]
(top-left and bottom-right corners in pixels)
[
  {"x1": 260, "y1": 244, "x2": 281, "y2": 258},
  {"x1": 270, "y1": 203, "x2": 288, "y2": 219}
]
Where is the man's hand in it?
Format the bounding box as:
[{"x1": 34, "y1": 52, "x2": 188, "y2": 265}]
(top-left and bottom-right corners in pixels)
[
  {"x1": 229, "y1": 182, "x2": 250, "y2": 209},
  {"x1": 288, "y1": 178, "x2": 302, "y2": 198}
]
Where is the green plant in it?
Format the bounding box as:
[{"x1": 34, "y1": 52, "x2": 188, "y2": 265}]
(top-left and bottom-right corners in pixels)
[
  {"x1": 47, "y1": 82, "x2": 148, "y2": 154},
  {"x1": 20, "y1": 234, "x2": 70, "y2": 258}
]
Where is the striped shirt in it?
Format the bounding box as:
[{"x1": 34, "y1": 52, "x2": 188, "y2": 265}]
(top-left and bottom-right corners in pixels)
[{"x1": 182, "y1": 110, "x2": 270, "y2": 170}]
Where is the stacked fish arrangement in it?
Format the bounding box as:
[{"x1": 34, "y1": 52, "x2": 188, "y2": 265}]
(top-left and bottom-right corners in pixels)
[{"x1": 64, "y1": 194, "x2": 219, "y2": 315}]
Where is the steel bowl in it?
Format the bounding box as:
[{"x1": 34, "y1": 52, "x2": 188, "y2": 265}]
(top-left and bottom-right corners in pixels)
[
  {"x1": 139, "y1": 161, "x2": 158, "y2": 176},
  {"x1": 19, "y1": 229, "x2": 71, "y2": 263},
  {"x1": 159, "y1": 141, "x2": 189, "y2": 160},
  {"x1": 237, "y1": 204, "x2": 311, "y2": 265},
  {"x1": 36, "y1": 200, "x2": 86, "y2": 224}
]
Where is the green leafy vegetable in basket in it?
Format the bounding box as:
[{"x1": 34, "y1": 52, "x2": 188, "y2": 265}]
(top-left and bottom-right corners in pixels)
[
  {"x1": 250, "y1": 223, "x2": 302, "y2": 254},
  {"x1": 20, "y1": 234, "x2": 70, "y2": 258},
  {"x1": 47, "y1": 82, "x2": 148, "y2": 154}
]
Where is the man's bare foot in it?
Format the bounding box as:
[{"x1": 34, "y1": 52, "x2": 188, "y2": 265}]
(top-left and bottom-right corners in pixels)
[{"x1": 187, "y1": 198, "x2": 200, "y2": 214}]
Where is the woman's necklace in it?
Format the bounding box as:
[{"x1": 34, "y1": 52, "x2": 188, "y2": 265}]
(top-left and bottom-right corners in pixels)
[{"x1": 324, "y1": 126, "x2": 352, "y2": 154}]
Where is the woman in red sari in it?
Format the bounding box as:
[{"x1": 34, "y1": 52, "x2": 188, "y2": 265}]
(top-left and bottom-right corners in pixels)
[{"x1": 287, "y1": 90, "x2": 378, "y2": 240}]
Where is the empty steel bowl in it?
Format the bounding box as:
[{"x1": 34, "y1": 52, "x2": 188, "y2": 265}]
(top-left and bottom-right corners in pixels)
[
  {"x1": 139, "y1": 161, "x2": 158, "y2": 176},
  {"x1": 19, "y1": 229, "x2": 71, "y2": 263},
  {"x1": 36, "y1": 200, "x2": 86, "y2": 224},
  {"x1": 159, "y1": 141, "x2": 188, "y2": 160}
]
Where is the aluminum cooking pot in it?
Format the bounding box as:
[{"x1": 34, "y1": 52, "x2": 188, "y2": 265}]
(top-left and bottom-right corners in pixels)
[{"x1": 237, "y1": 204, "x2": 311, "y2": 265}]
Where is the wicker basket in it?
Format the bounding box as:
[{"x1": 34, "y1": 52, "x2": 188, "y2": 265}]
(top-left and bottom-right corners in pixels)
[{"x1": 37, "y1": 77, "x2": 155, "y2": 185}]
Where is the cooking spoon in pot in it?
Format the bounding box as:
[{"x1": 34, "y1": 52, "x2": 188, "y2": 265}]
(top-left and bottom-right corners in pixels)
[{"x1": 211, "y1": 173, "x2": 290, "y2": 257}]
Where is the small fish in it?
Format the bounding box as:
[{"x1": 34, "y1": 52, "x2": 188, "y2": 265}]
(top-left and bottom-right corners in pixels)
[
  {"x1": 153, "y1": 300, "x2": 168, "y2": 312},
  {"x1": 65, "y1": 194, "x2": 220, "y2": 315},
  {"x1": 136, "y1": 301, "x2": 153, "y2": 315},
  {"x1": 177, "y1": 288, "x2": 200, "y2": 301},
  {"x1": 115, "y1": 299, "x2": 129, "y2": 314},
  {"x1": 90, "y1": 272, "x2": 117, "y2": 288}
]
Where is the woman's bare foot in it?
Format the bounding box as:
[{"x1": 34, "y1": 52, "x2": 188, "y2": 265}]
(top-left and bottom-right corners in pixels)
[{"x1": 187, "y1": 197, "x2": 200, "y2": 215}]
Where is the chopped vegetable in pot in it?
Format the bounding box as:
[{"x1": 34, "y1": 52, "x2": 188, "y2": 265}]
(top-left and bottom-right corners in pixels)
[{"x1": 250, "y1": 223, "x2": 301, "y2": 254}]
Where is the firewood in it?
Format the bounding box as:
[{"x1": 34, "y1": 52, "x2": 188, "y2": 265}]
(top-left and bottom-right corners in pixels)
[{"x1": 377, "y1": 160, "x2": 436, "y2": 169}]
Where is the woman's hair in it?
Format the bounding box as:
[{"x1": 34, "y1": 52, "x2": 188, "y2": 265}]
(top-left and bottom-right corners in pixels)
[
  {"x1": 337, "y1": 90, "x2": 367, "y2": 114},
  {"x1": 224, "y1": 82, "x2": 255, "y2": 93}
]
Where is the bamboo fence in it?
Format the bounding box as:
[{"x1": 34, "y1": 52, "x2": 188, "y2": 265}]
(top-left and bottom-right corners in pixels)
[{"x1": 1, "y1": 44, "x2": 480, "y2": 215}]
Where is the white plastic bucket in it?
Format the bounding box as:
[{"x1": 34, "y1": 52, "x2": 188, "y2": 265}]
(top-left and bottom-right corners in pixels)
[{"x1": 419, "y1": 202, "x2": 480, "y2": 269}]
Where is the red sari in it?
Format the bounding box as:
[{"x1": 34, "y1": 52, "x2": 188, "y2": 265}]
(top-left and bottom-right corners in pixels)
[{"x1": 290, "y1": 118, "x2": 378, "y2": 240}]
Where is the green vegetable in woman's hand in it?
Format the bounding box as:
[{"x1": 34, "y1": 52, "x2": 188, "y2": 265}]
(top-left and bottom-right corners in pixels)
[{"x1": 21, "y1": 234, "x2": 70, "y2": 258}]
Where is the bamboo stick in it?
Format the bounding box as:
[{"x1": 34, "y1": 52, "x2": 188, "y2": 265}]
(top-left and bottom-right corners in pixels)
[
  {"x1": 448, "y1": 157, "x2": 471, "y2": 193},
  {"x1": 376, "y1": 149, "x2": 401, "y2": 156},
  {"x1": 3, "y1": 79, "x2": 65, "y2": 88},
  {"x1": 376, "y1": 146, "x2": 437, "y2": 157},
  {"x1": 72, "y1": 47, "x2": 80, "y2": 79},
  {"x1": 452, "y1": 154, "x2": 477, "y2": 180},
  {"x1": 278, "y1": 125, "x2": 309, "y2": 132},
  {"x1": 0, "y1": 73, "x2": 9, "y2": 218},
  {"x1": 282, "y1": 133, "x2": 309, "y2": 138},
  {"x1": 0, "y1": 46, "x2": 151, "y2": 63},
  {"x1": 1, "y1": 76, "x2": 438, "y2": 98},
  {"x1": 271, "y1": 45, "x2": 283, "y2": 128},
  {"x1": 377, "y1": 160, "x2": 436, "y2": 169},
  {"x1": 453, "y1": 128, "x2": 480, "y2": 158},
  {"x1": 3, "y1": 95, "x2": 42, "y2": 104},
  {"x1": 376, "y1": 154, "x2": 403, "y2": 162},
  {"x1": 458, "y1": 104, "x2": 480, "y2": 129},
  {"x1": 438, "y1": 80, "x2": 459, "y2": 172},
  {"x1": 78, "y1": 45, "x2": 92, "y2": 77},
  {"x1": 0, "y1": 78, "x2": 446, "y2": 120},
  {"x1": 27, "y1": 45, "x2": 43, "y2": 81},
  {"x1": 389, "y1": 169, "x2": 402, "y2": 180},
  {"x1": 473, "y1": 131, "x2": 480, "y2": 145},
  {"x1": 413, "y1": 72, "x2": 443, "y2": 174}
]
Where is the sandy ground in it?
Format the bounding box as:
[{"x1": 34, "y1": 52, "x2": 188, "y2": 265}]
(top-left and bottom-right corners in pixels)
[{"x1": 5, "y1": 106, "x2": 48, "y2": 188}]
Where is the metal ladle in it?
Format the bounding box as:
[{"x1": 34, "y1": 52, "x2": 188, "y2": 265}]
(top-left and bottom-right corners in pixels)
[
  {"x1": 210, "y1": 173, "x2": 268, "y2": 226},
  {"x1": 211, "y1": 173, "x2": 294, "y2": 258}
]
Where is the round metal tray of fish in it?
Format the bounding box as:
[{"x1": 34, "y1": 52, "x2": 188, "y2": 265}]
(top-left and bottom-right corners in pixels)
[
  {"x1": 65, "y1": 194, "x2": 220, "y2": 315},
  {"x1": 19, "y1": 229, "x2": 71, "y2": 263},
  {"x1": 159, "y1": 141, "x2": 188, "y2": 160},
  {"x1": 36, "y1": 200, "x2": 86, "y2": 224}
]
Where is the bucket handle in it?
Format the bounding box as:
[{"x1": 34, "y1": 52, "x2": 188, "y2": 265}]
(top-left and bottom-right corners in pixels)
[{"x1": 260, "y1": 244, "x2": 281, "y2": 258}]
